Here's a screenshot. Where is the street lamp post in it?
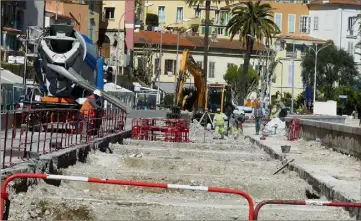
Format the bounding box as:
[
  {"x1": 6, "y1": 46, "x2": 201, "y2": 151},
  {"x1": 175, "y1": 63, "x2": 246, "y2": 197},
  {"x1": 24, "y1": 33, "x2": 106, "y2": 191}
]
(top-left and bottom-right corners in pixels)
[
  {"x1": 278, "y1": 60, "x2": 284, "y2": 96},
  {"x1": 173, "y1": 27, "x2": 193, "y2": 106},
  {"x1": 115, "y1": 3, "x2": 154, "y2": 89},
  {"x1": 305, "y1": 43, "x2": 331, "y2": 106},
  {"x1": 155, "y1": 19, "x2": 194, "y2": 107},
  {"x1": 291, "y1": 40, "x2": 295, "y2": 114}
]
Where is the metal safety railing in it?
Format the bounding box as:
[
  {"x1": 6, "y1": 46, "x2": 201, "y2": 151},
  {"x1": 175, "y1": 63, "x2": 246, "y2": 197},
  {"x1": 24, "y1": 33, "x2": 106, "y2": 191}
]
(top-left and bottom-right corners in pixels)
[
  {"x1": 0, "y1": 173, "x2": 255, "y2": 221},
  {"x1": 1, "y1": 173, "x2": 361, "y2": 220},
  {"x1": 287, "y1": 118, "x2": 301, "y2": 141},
  {"x1": 253, "y1": 200, "x2": 361, "y2": 220},
  {"x1": 132, "y1": 118, "x2": 190, "y2": 143},
  {"x1": 1, "y1": 108, "x2": 126, "y2": 169}
]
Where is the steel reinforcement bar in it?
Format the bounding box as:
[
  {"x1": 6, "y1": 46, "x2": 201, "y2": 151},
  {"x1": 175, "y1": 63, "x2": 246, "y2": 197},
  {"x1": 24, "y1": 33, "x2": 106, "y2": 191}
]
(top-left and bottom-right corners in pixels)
[
  {"x1": 0, "y1": 173, "x2": 255, "y2": 220},
  {"x1": 254, "y1": 200, "x2": 361, "y2": 220}
]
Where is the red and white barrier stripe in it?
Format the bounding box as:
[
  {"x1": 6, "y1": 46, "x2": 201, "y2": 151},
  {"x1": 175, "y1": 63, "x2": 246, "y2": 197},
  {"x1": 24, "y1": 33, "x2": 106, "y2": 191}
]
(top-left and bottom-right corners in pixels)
[
  {"x1": 254, "y1": 200, "x2": 361, "y2": 220},
  {"x1": 1, "y1": 173, "x2": 254, "y2": 220}
]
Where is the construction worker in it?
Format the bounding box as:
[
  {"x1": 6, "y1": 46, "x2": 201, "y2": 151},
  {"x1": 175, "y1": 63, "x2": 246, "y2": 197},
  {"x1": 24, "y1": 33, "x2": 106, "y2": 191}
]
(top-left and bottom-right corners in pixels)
[
  {"x1": 214, "y1": 108, "x2": 225, "y2": 139},
  {"x1": 229, "y1": 113, "x2": 239, "y2": 139},
  {"x1": 253, "y1": 102, "x2": 264, "y2": 135},
  {"x1": 80, "y1": 89, "x2": 104, "y2": 136}
]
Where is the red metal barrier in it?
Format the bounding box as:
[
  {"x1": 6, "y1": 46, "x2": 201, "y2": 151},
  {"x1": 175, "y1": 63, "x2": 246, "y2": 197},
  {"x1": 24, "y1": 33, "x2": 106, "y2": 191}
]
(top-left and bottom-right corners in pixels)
[
  {"x1": 0, "y1": 173, "x2": 255, "y2": 220},
  {"x1": 254, "y1": 200, "x2": 361, "y2": 220},
  {"x1": 287, "y1": 118, "x2": 301, "y2": 141},
  {"x1": 131, "y1": 118, "x2": 190, "y2": 143},
  {"x1": 1, "y1": 108, "x2": 126, "y2": 169}
]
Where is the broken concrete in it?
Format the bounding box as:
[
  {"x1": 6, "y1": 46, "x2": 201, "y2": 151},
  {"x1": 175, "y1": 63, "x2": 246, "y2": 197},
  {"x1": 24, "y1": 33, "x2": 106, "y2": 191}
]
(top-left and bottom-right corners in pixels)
[
  {"x1": 5, "y1": 125, "x2": 356, "y2": 220},
  {"x1": 285, "y1": 117, "x2": 361, "y2": 159},
  {"x1": 245, "y1": 127, "x2": 361, "y2": 220},
  {"x1": 1, "y1": 130, "x2": 131, "y2": 193}
]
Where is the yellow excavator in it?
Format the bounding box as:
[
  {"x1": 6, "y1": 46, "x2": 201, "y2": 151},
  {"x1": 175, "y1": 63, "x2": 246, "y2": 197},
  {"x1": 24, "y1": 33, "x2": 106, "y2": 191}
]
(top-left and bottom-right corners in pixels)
[{"x1": 167, "y1": 49, "x2": 234, "y2": 124}]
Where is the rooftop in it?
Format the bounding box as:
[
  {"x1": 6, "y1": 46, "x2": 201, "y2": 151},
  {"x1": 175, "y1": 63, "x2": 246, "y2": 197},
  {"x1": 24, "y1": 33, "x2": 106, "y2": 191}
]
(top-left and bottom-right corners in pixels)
[
  {"x1": 277, "y1": 34, "x2": 327, "y2": 43},
  {"x1": 308, "y1": 0, "x2": 361, "y2": 6},
  {"x1": 45, "y1": 11, "x2": 73, "y2": 20},
  {"x1": 134, "y1": 31, "x2": 266, "y2": 51}
]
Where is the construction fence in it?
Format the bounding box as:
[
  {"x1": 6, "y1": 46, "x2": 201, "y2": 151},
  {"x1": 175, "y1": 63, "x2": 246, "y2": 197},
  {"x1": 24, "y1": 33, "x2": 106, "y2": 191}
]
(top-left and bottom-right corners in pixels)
[
  {"x1": 1, "y1": 108, "x2": 126, "y2": 169},
  {"x1": 1, "y1": 173, "x2": 361, "y2": 220},
  {"x1": 131, "y1": 118, "x2": 190, "y2": 143}
]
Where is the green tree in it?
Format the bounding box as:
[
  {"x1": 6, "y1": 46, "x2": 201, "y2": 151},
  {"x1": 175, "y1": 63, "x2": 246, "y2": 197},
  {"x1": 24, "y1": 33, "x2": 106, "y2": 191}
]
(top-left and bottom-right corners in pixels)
[
  {"x1": 223, "y1": 64, "x2": 258, "y2": 100},
  {"x1": 301, "y1": 41, "x2": 359, "y2": 100},
  {"x1": 328, "y1": 86, "x2": 361, "y2": 115},
  {"x1": 226, "y1": 0, "x2": 280, "y2": 105},
  {"x1": 145, "y1": 13, "x2": 159, "y2": 27}
]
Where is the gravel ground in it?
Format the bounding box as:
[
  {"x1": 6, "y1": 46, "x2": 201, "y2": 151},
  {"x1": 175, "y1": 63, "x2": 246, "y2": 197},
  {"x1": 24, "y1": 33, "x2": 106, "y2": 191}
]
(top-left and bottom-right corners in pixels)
[{"x1": 7, "y1": 124, "x2": 355, "y2": 220}]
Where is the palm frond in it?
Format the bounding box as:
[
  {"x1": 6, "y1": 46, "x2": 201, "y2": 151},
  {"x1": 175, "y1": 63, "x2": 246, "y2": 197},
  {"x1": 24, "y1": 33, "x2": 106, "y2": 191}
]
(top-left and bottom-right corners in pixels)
[{"x1": 226, "y1": 0, "x2": 279, "y2": 45}]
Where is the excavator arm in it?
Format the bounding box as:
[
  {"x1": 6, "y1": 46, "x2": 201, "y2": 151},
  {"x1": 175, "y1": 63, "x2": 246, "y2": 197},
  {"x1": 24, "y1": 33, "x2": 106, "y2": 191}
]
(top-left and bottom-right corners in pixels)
[
  {"x1": 175, "y1": 49, "x2": 205, "y2": 110},
  {"x1": 167, "y1": 49, "x2": 205, "y2": 119}
]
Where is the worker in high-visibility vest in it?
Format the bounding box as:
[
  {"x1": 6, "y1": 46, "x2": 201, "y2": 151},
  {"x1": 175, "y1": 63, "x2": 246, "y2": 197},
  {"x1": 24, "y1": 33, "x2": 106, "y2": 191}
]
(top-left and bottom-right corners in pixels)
[
  {"x1": 214, "y1": 108, "x2": 225, "y2": 139},
  {"x1": 80, "y1": 89, "x2": 104, "y2": 135}
]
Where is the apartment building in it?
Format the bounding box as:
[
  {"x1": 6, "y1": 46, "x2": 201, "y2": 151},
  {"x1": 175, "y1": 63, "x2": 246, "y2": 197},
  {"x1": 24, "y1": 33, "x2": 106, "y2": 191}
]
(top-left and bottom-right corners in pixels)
[
  {"x1": 99, "y1": 1, "x2": 126, "y2": 66},
  {"x1": 307, "y1": 0, "x2": 361, "y2": 70},
  {"x1": 45, "y1": 1, "x2": 89, "y2": 34},
  {"x1": 1, "y1": 0, "x2": 45, "y2": 61},
  {"x1": 267, "y1": 0, "x2": 326, "y2": 98},
  {"x1": 133, "y1": 30, "x2": 265, "y2": 93}
]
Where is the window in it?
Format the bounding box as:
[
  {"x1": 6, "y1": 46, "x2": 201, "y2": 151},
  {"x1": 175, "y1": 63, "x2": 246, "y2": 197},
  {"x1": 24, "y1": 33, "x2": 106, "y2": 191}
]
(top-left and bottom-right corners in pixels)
[
  {"x1": 303, "y1": 0, "x2": 310, "y2": 3},
  {"x1": 176, "y1": 7, "x2": 184, "y2": 23},
  {"x1": 288, "y1": 14, "x2": 296, "y2": 33},
  {"x1": 195, "y1": 9, "x2": 201, "y2": 18},
  {"x1": 348, "y1": 42, "x2": 354, "y2": 55},
  {"x1": 254, "y1": 65, "x2": 260, "y2": 73},
  {"x1": 196, "y1": 61, "x2": 203, "y2": 68},
  {"x1": 215, "y1": 10, "x2": 220, "y2": 24},
  {"x1": 104, "y1": 7, "x2": 115, "y2": 19},
  {"x1": 274, "y1": 13, "x2": 282, "y2": 32},
  {"x1": 348, "y1": 17, "x2": 357, "y2": 35},
  {"x1": 165, "y1": 59, "x2": 176, "y2": 75},
  {"x1": 89, "y1": 0, "x2": 94, "y2": 11},
  {"x1": 154, "y1": 58, "x2": 160, "y2": 75},
  {"x1": 88, "y1": 19, "x2": 93, "y2": 40},
  {"x1": 158, "y1": 6, "x2": 165, "y2": 24},
  {"x1": 299, "y1": 16, "x2": 311, "y2": 33},
  {"x1": 209, "y1": 62, "x2": 215, "y2": 78},
  {"x1": 313, "y1": 16, "x2": 319, "y2": 30},
  {"x1": 287, "y1": 64, "x2": 294, "y2": 86}
]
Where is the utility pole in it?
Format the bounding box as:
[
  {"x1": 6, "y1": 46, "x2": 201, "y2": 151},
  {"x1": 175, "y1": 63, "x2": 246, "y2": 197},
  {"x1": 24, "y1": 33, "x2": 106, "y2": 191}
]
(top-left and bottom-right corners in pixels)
[
  {"x1": 313, "y1": 44, "x2": 318, "y2": 106},
  {"x1": 305, "y1": 43, "x2": 330, "y2": 109},
  {"x1": 174, "y1": 32, "x2": 180, "y2": 106},
  {"x1": 291, "y1": 41, "x2": 295, "y2": 114},
  {"x1": 156, "y1": 29, "x2": 163, "y2": 107},
  {"x1": 203, "y1": 0, "x2": 211, "y2": 142}
]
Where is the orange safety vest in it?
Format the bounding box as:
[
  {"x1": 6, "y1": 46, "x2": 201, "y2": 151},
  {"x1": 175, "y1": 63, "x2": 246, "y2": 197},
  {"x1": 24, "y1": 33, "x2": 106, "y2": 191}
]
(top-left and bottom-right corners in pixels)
[{"x1": 80, "y1": 95, "x2": 95, "y2": 117}]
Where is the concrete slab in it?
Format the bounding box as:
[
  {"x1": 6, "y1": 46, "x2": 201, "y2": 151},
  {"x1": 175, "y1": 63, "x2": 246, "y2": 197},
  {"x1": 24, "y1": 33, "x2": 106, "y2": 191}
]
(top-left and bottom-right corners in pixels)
[{"x1": 244, "y1": 127, "x2": 361, "y2": 219}]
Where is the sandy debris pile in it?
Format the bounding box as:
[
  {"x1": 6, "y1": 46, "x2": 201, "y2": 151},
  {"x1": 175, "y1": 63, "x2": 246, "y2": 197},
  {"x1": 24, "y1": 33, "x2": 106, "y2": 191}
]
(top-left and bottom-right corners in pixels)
[{"x1": 8, "y1": 182, "x2": 96, "y2": 220}]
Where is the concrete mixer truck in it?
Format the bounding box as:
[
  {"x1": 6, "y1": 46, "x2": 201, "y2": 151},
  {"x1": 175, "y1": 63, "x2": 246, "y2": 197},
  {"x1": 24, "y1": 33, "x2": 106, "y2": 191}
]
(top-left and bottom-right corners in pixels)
[{"x1": 19, "y1": 22, "x2": 130, "y2": 130}]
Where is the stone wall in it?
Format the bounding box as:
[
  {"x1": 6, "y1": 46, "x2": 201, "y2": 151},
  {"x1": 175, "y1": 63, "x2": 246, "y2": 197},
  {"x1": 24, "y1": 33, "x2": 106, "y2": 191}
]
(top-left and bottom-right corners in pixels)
[
  {"x1": 286, "y1": 114, "x2": 346, "y2": 123},
  {"x1": 287, "y1": 118, "x2": 361, "y2": 160}
]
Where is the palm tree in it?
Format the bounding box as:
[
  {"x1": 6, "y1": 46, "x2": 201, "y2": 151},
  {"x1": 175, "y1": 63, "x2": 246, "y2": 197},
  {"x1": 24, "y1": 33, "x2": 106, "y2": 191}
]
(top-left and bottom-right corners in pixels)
[{"x1": 227, "y1": 0, "x2": 280, "y2": 105}]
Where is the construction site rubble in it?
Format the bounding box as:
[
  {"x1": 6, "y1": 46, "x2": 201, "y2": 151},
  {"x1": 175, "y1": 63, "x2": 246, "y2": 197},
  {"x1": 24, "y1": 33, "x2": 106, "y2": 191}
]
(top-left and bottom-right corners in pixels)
[{"x1": 6, "y1": 126, "x2": 355, "y2": 220}]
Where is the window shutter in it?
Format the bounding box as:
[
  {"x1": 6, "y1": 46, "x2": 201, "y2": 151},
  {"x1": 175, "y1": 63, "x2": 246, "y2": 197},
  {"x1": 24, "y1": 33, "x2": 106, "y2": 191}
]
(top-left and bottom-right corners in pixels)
[
  {"x1": 209, "y1": 27, "x2": 212, "y2": 33},
  {"x1": 201, "y1": 26, "x2": 205, "y2": 34},
  {"x1": 299, "y1": 16, "x2": 302, "y2": 33},
  {"x1": 224, "y1": 29, "x2": 228, "y2": 36},
  {"x1": 164, "y1": 60, "x2": 168, "y2": 75},
  {"x1": 307, "y1": 17, "x2": 311, "y2": 33}
]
